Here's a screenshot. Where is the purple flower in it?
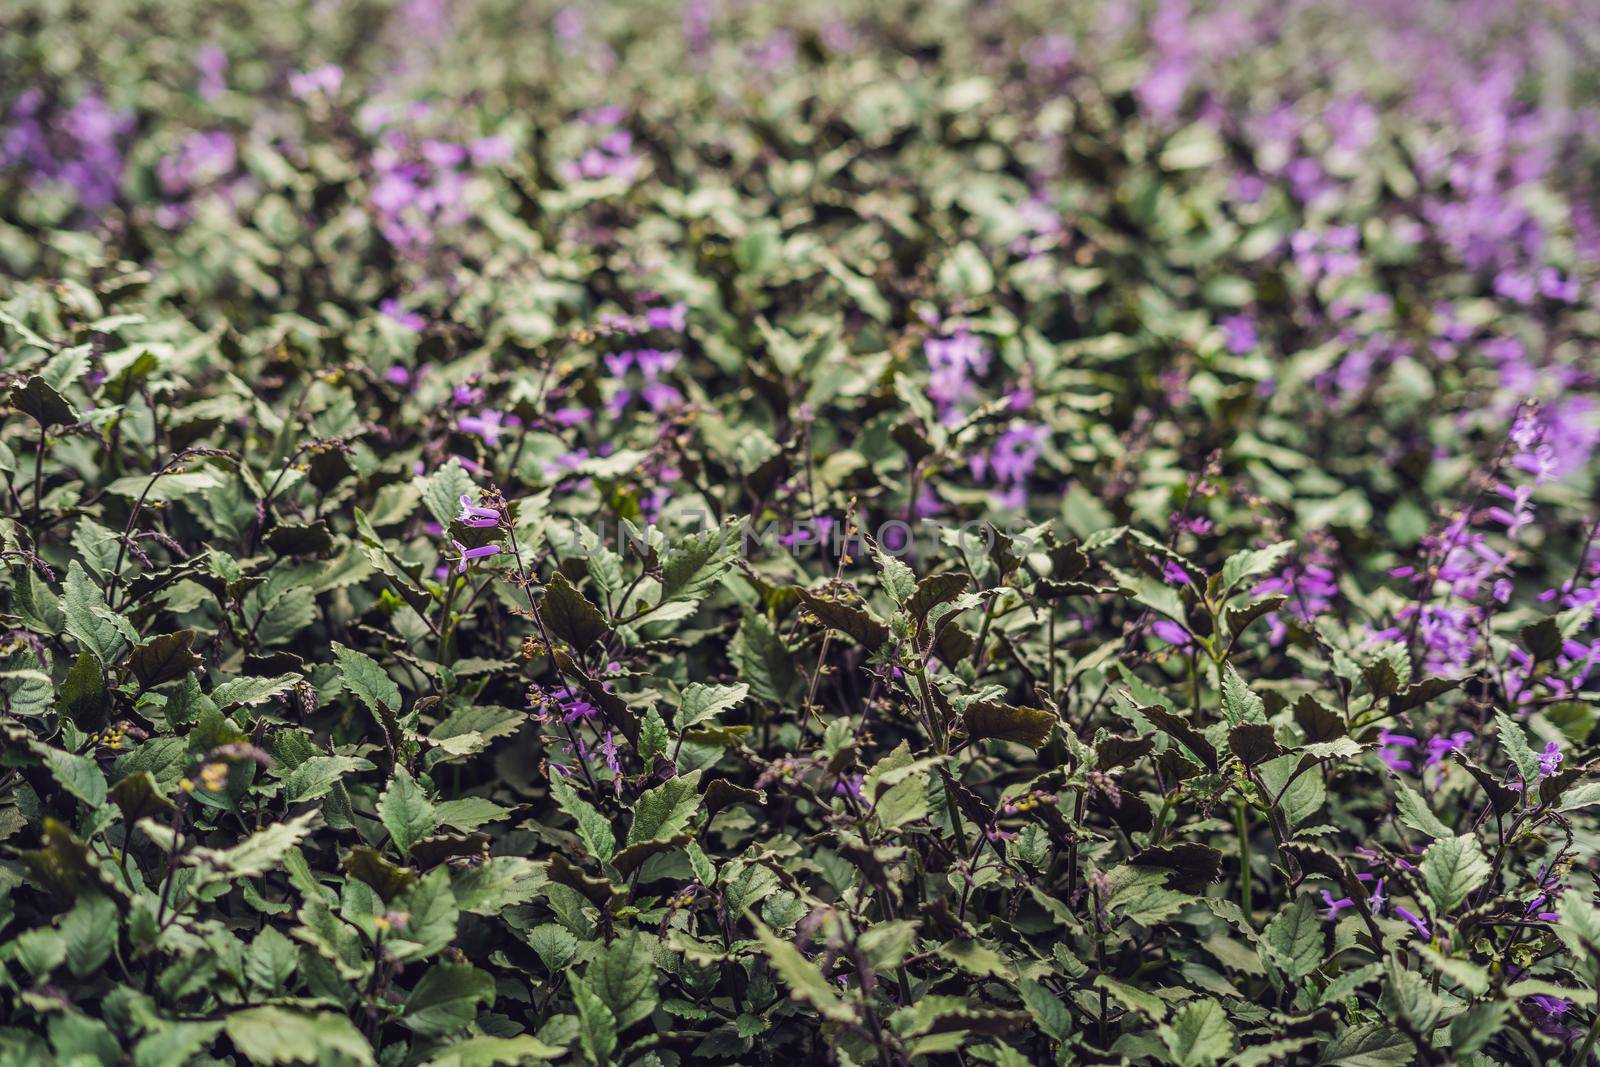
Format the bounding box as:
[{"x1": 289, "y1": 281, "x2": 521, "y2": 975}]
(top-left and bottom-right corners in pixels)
[
  {"x1": 1424, "y1": 730, "x2": 1472, "y2": 767},
  {"x1": 551, "y1": 685, "x2": 598, "y2": 723},
  {"x1": 924, "y1": 330, "x2": 990, "y2": 421},
  {"x1": 1377, "y1": 730, "x2": 1418, "y2": 773},
  {"x1": 1151, "y1": 620, "x2": 1193, "y2": 649},
  {"x1": 1539, "y1": 741, "x2": 1563, "y2": 777},
  {"x1": 1537, "y1": 268, "x2": 1578, "y2": 302},
  {"x1": 1221, "y1": 315, "x2": 1258, "y2": 355},
  {"x1": 1392, "y1": 905, "x2": 1430, "y2": 941},
  {"x1": 196, "y1": 46, "x2": 228, "y2": 99},
  {"x1": 644, "y1": 302, "x2": 687, "y2": 331},
  {"x1": 449, "y1": 539, "x2": 502, "y2": 574},
  {"x1": 469, "y1": 135, "x2": 513, "y2": 168},
  {"x1": 457, "y1": 495, "x2": 500, "y2": 528},
  {"x1": 1528, "y1": 995, "x2": 1582, "y2": 1043},
  {"x1": 379, "y1": 299, "x2": 425, "y2": 331},
  {"x1": 289, "y1": 65, "x2": 343, "y2": 100},
  {"x1": 458, "y1": 409, "x2": 507, "y2": 447},
  {"x1": 1321, "y1": 891, "x2": 1354, "y2": 920}
]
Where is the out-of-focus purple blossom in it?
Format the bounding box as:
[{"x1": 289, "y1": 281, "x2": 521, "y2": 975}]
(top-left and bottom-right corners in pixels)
[
  {"x1": 553, "y1": 6, "x2": 584, "y2": 43},
  {"x1": 1377, "y1": 730, "x2": 1418, "y2": 773},
  {"x1": 972, "y1": 424, "x2": 1044, "y2": 509},
  {"x1": 380, "y1": 299, "x2": 425, "y2": 331},
  {"x1": 154, "y1": 129, "x2": 233, "y2": 204},
  {"x1": 1221, "y1": 315, "x2": 1257, "y2": 354},
  {"x1": 1151, "y1": 620, "x2": 1192, "y2": 649},
  {"x1": 196, "y1": 46, "x2": 228, "y2": 100},
  {"x1": 3, "y1": 88, "x2": 134, "y2": 211},
  {"x1": 1424, "y1": 730, "x2": 1472, "y2": 767},
  {"x1": 1539, "y1": 268, "x2": 1578, "y2": 302},
  {"x1": 747, "y1": 30, "x2": 796, "y2": 72},
  {"x1": 290, "y1": 65, "x2": 344, "y2": 100},
  {"x1": 551, "y1": 406, "x2": 590, "y2": 428},
  {"x1": 1527, "y1": 995, "x2": 1582, "y2": 1043},
  {"x1": 1024, "y1": 34, "x2": 1074, "y2": 73},
  {"x1": 1494, "y1": 269, "x2": 1537, "y2": 304},
  {"x1": 1254, "y1": 539, "x2": 1338, "y2": 645},
  {"x1": 561, "y1": 109, "x2": 642, "y2": 183},
  {"x1": 1290, "y1": 225, "x2": 1362, "y2": 282},
  {"x1": 469, "y1": 136, "x2": 513, "y2": 167},
  {"x1": 1320, "y1": 891, "x2": 1354, "y2": 920},
  {"x1": 925, "y1": 329, "x2": 989, "y2": 421},
  {"x1": 645, "y1": 302, "x2": 687, "y2": 331},
  {"x1": 458, "y1": 409, "x2": 508, "y2": 447}
]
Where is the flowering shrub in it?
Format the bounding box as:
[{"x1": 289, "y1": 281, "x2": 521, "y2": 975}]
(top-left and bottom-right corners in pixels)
[{"x1": 2, "y1": 1, "x2": 1600, "y2": 1065}]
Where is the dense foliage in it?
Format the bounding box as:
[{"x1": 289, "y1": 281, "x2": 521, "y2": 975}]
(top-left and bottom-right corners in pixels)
[{"x1": 3, "y1": 1, "x2": 1600, "y2": 1064}]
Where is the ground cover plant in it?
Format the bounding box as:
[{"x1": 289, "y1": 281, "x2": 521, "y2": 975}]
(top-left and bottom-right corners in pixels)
[{"x1": 3, "y1": 0, "x2": 1600, "y2": 1064}]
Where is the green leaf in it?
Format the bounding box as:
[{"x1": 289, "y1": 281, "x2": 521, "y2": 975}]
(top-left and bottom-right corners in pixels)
[
  {"x1": 450, "y1": 857, "x2": 546, "y2": 916},
  {"x1": 418, "y1": 1035, "x2": 564, "y2": 1067},
  {"x1": 1319, "y1": 1024, "x2": 1414, "y2": 1066},
  {"x1": 751, "y1": 917, "x2": 857, "y2": 1023},
  {"x1": 568, "y1": 970, "x2": 619, "y2": 1064},
  {"x1": 11, "y1": 375, "x2": 79, "y2": 427},
  {"x1": 587, "y1": 933, "x2": 658, "y2": 1030},
  {"x1": 63, "y1": 561, "x2": 133, "y2": 663},
  {"x1": 1420, "y1": 833, "x2": 1489, "y2": 913},
  {"x1": 108, "y1": 771, "x2": 175, "y2": 824},
  {"x1": 57, "y1": 652, "x2": 109, "y2": 730},
  {"x1": 389, "y1": 867, "x2": 460, "y2": 960},
  {"x1": 539, "y1": 573, "x2": 610, "y2": 651},
  {"x1": 1393, "y1": 780, "x2": 1453, "y2": 840},
  {"x1": 1492, "y1": 711, "x2": 1540, "y2": 784},
  {"x1": 186, "y1": 809, "x2": 319, "y2": 879},
  {"x1": 794, "y1": 587, "x2": 890, "y2": 648},
  {"x1": 1220, "y1": 665, "x2": 1267, "y2": 726},
  {"x1": 732, "y1": 611, "x2": 801, "y2": 704},
  {"x1": 1384, "y1": 956, "x2": 1444, "y2": 1035},
  {"x1": 658, "y1": 522, "x2": 738, "y2": 604},
  {"x1": 674, "y1": 682, "x2": 748, "y2": 732},
  {"x1": 423, "y1": 459, "x2": 479, "y2": 527},
  {"x1": 548, "y1": 774, "x2": 616, "y2": 862},
  {"x1": 332, "y1": 642, "x2": 401, "y2": 717},
  {"x1": 1220, "y1": 541, "x2": 1294, "y2": 592},
  {"x1": 211, "y1": 673, "x2": 299, "y2": 708},
  {"x1": 223, "y1": 1008, "x2": 373, "y2": 1066},
  {"x1": 379, "y1": 767, "x2": 438, "y2": 857},
  {"x1": 625, "y1": 770, "x2": 702, "y2": 848},
  {"x1": 129, "y1": 630, "x2": 202, "y2": 688},
  {"x1": 1260, "y1": 896, "x2": 1322, "y2": 981},
  {"x1": 244, "y1": 926, "x2": 299, "y2": 993},
  {"x1": 37, "y1": 746, "x2": 107, "y2": 810},
  {"x1": 962, "y1": 700, "x2": 1056, "y2": 749},
  {"x1": 402, "y1": 961, "x2": 495, "y2": 1037},
  {"x1": 871, "y1": 543, "x2": 917, "y2": 605},
  {"x1": 1159, "y1": 998, "x2": 1235, "y2": 1067},
  {"x1": 1448, "y1": 1003, "x2": 1506, "y2": 1056},
  {"x1": 56, "y1": 893, "x2": 116, "y2": 977},
  {"x1": 283, "y1": 755, "x2": 375, "y2": 803},
  {"x1": 1017, "y1": 978, "x2": 1073, "y2": 1041}
]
